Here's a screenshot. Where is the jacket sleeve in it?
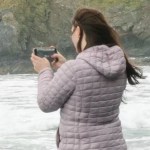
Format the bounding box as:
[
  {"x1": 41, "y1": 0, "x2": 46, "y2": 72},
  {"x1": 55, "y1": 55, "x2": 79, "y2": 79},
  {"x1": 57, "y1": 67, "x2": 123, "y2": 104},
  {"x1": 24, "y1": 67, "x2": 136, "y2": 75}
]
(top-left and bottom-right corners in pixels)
[{"x1": 37, "y1": 60, "x2": 75, "y2": 113}]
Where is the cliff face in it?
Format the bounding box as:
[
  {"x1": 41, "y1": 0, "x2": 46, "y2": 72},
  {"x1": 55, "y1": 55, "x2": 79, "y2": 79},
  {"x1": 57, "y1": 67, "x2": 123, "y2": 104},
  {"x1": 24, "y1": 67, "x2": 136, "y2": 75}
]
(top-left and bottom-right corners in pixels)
[
  {"x1": 0, "y1": 0, "x2": 149, "y2": 74},
  {"x1": 106, "y1": 0, "x2": 150, "y2": 56}
]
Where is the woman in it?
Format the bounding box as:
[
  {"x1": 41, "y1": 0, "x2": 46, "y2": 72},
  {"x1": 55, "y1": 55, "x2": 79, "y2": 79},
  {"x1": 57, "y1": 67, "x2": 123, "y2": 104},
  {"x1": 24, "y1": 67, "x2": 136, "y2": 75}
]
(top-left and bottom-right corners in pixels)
[{"x1": 31, "y1": 8, "x2": 144, "y2": 150}]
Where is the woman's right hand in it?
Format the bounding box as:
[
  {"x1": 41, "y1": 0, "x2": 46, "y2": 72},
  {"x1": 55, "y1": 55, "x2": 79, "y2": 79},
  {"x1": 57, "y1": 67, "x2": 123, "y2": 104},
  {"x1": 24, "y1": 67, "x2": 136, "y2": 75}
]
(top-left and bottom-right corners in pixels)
[{"x1": 51, "y1": 52, "x2": 66, "y2": 70}]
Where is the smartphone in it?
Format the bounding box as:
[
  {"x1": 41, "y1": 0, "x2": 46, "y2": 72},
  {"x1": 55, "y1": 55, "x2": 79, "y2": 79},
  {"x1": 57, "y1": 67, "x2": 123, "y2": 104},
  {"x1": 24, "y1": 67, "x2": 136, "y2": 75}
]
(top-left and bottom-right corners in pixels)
[{"x1": 33, "y1": 46, "x2": 57, "y2": 62}]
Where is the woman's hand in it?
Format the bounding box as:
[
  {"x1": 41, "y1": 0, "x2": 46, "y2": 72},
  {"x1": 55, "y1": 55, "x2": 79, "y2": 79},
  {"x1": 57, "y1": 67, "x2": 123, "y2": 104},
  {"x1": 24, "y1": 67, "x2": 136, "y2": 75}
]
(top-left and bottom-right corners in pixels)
[
  {"x1": 51, "y1": 52, "x2": 66, "y2": 70},
  {"x1": 31, "y1": 53, "x2": 51, "y2": 73}
]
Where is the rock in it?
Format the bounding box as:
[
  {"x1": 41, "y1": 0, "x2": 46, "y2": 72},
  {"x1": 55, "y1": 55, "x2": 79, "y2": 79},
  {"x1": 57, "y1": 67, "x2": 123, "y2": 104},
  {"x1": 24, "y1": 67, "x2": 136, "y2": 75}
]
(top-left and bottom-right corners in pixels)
[
  {"x1": 0, "y1": 0, "x2": 150, "y2": 74},
  {"x1": 0, "y1": 12, "x2": 20, "y2": 56}
]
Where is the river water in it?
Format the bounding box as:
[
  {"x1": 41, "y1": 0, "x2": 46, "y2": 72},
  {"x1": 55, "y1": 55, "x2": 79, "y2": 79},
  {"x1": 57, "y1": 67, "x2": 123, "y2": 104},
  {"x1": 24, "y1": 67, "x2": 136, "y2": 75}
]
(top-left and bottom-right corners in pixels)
[{"x1": 0, "y1": 66, "x2": 150, "y2": 150}]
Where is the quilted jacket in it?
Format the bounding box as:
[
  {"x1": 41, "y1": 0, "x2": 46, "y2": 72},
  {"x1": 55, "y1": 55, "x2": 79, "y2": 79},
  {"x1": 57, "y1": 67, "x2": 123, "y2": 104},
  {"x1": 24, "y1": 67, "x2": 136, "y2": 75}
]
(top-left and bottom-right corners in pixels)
[{"x1": 38, "y1": 45, "x2": 127, "y2": 150}]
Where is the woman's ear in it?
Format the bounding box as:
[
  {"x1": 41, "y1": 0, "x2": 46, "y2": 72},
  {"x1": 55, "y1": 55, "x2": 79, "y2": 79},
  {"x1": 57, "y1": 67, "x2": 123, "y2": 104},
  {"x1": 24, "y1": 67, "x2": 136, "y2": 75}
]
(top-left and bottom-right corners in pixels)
[{"x1": 75, "y1": 26, "x2": 81, "y2": 37}]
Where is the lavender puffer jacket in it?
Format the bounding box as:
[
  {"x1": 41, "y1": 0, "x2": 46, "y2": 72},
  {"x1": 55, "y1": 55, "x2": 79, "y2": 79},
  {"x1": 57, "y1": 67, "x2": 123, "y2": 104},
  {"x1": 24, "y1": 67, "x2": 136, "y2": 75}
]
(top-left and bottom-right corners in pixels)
[{"x1": 38, "y1": 45, "x2": 127, "y2": 150}]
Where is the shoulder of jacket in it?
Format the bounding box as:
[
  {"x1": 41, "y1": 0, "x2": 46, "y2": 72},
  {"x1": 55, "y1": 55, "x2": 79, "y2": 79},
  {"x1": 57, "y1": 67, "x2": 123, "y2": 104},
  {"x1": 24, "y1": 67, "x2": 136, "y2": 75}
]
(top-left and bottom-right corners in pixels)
[
  {"x1": 59, "y1": 60, "x2": 76, "y2": 75},
  {"x1": 60, "y1": 60, "x2": 78, "y2": 81},
  {"x1": 64, "y1": 59, "x2": 75, "y2": 65}
]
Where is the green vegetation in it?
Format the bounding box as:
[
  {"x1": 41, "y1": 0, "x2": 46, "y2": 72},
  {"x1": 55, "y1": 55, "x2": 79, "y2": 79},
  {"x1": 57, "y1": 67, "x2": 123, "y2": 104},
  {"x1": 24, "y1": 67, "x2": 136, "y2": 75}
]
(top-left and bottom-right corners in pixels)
[
  {"x1": 86, "y1": 0, "x2": 144, "y2": 9},
  {"x1": 0, "y1": 0, "x2": 149, "y2": 74}
]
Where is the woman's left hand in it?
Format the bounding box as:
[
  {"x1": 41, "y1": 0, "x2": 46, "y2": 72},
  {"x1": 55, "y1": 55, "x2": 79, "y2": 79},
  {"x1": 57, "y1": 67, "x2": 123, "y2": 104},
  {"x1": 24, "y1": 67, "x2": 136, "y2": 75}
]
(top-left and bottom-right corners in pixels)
[{"x1": 31, "y1": 53, "x2": 51, "y2": 73}]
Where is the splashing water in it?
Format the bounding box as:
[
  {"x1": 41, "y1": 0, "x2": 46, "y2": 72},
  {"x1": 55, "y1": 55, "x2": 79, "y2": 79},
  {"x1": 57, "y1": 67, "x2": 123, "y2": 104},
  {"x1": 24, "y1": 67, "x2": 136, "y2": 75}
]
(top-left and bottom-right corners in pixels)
[{"x1": 0, "y1": 66, "x2": 150, "y2": 150}]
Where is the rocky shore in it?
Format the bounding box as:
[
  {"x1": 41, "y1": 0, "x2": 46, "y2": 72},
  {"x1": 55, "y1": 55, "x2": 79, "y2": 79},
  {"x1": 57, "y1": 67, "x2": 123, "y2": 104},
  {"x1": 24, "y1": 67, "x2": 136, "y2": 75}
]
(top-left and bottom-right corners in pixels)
[
  {"x1": 0, "y1": 57, "x2": 149, "y2": 75},
  {"x1": 0, "y1": 0, "x2": 149, "y2": 74}
]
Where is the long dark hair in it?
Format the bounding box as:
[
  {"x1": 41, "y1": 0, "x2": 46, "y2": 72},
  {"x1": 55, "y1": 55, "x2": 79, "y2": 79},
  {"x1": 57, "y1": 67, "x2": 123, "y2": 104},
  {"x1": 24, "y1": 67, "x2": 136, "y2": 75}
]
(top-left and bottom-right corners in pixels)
[{"x1": 72, "y1": 8, "x2": 145, "y2": 85}]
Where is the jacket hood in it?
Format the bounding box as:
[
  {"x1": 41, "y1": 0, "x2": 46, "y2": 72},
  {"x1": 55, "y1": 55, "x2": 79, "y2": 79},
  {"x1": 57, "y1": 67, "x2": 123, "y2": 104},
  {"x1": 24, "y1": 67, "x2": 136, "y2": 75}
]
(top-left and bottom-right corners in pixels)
[{"x1": 76, "y1": 45, "x2": 126, "y2": 79}]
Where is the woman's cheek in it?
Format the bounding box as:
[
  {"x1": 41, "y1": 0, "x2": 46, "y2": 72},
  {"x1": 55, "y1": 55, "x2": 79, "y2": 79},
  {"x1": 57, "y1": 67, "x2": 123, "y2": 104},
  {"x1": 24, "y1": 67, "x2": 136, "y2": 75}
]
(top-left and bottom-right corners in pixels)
[{"x1": 71, "y1": 35, "x2": 77, "y2": 50}]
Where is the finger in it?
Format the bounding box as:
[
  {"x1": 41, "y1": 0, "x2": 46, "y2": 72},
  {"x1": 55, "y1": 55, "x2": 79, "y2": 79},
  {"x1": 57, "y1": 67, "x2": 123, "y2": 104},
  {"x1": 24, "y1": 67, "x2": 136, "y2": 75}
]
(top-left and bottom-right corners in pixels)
[
  {"x1": 31, "y1": 53, "x2": 37, "y2": 60},
  {"x1": 30, "y1": 57, "x2": 36, "y2": 67},
  {"x1": 31, "y1": 53, "x2": 35, "y2": 60},
  {"x1": 32, "y1": 53, "x2": 42, "y2": 60},
  {"x1": 31, "y1": 59, "x2": 37, "y2": 67},
  {"x1": 52, "y1": 54, "x2": 64, "y2": 61},
  {"x1": 51, "y1": 61, "x2": 54, "y2": 66},
  {"x1": 51, "y1": 53, "x2": 59, "y2": 58},
  {"x1": 49, "y1": 45, "x2": 55, "y2": 48},
  {"x1": 31, "y1": 53, "x2": 35, "y2": 57},
  {"x1": 57, "y1": 51, "x2": 61, "y2": 55},
  {"x1": 43, "y1": 57, "x2": 49, "y2": 62},
  {"x1": 30, "y1": 56, "x2": 35, "y2": 62},
  {"x1": 32, "y1": 48, "x2": 36, "y2": 53},
  {"x1": 31, "y1": 55, "x2": 38, "y2": 62},
  {"x1": 31, "y1": 56, "x2": 40, "y2": 65}
]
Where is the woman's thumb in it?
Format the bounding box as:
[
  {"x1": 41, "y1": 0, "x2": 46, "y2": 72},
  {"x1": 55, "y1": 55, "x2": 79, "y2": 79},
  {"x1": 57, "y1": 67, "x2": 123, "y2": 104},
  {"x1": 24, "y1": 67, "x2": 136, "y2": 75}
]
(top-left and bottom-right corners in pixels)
[{"x1": 51, "y1": 53, "x2": 58, "y2": 58}]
